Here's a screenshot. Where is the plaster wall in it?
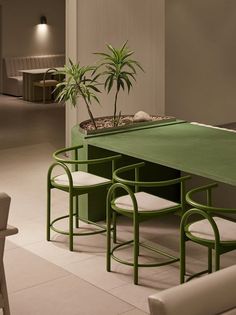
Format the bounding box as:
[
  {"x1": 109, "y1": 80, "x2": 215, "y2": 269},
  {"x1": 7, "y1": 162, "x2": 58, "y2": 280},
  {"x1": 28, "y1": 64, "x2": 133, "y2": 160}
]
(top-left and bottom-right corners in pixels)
[
  {"x1": 74, "y1": 0, "x2": 165, "y2": 124},
  {"x1": 65, "y1": 0, "x2": 78, "y2": 146},
  {"x1": 1, "y1": 0, "x2": 65, "y2": 57},
  {"x1": 165, "y1": 0, "x2": 236, "y2": 125}
]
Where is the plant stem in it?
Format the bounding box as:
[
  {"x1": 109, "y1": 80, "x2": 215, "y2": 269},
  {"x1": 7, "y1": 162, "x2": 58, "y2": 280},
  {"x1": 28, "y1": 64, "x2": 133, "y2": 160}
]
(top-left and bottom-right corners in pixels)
[
  {"x1": 113, "y1": 88, "x2": 119, "y2": 126},
  {"x1": 83, "y1": 96, "x2": 97, "y2": 130}
]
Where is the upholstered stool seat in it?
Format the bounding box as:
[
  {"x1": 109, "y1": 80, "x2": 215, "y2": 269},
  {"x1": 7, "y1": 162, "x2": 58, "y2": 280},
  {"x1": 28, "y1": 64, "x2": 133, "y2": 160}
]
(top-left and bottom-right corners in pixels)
[
  {"x1": 34, "y1": 79, "x2": 58, "y2": 87},
  {"x1": 114, "y1": 191, "x2": 179, "y2": 213},
  {"x1": 187, "y1": 216, "x2": 236, "y2": 242},
  {"x1": 53, "y1": 171, "x2": 111, "y2": 188}
]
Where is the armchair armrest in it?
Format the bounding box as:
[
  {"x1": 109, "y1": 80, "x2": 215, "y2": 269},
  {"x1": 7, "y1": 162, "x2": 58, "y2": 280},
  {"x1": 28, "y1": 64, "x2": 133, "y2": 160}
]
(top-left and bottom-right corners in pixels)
[{"x1": 0, "y1": 225, "x2": 18, "y2": 238}]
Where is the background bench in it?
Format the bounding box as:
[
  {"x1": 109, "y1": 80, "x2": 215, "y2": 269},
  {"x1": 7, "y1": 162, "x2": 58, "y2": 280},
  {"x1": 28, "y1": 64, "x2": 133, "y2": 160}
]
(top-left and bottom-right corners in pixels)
[{"x1": 2, "y1": 54, "x2": 65, "y2": 97}]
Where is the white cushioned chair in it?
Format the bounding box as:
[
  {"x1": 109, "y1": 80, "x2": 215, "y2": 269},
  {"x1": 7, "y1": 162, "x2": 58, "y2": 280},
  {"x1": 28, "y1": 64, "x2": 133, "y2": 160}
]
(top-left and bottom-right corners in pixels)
[{"x1": 148, "y1": 264, "x2": 236, "y2": 315}]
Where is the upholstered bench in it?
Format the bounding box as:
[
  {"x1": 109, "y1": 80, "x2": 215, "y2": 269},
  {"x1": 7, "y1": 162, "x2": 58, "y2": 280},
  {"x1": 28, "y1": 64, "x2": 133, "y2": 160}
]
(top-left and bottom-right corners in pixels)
[{"x1": 2, "y1": 54, "x2": 65, "y2": 96}]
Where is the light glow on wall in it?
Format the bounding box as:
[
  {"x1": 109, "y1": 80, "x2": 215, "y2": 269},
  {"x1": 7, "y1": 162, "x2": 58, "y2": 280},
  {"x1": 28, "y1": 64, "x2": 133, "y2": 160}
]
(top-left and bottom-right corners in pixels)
[
  {"x1": 36, "y1": 23, "x2": 48, "y2": 36},
  {"x1": 35, "y1": 23, "x2": 50, "y2": 44}
]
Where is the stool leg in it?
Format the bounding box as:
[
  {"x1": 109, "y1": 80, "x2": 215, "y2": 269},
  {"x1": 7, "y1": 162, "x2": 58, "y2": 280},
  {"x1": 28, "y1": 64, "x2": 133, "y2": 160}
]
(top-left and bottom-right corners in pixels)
[
  {"x1": 133, "y1": 215, "x2": 139, "y2": 285},
  {"x1": 180, "y1": 230, "x2": 186, "y2": 284},
  {"x1": 47, "y1": 186, "x2": 51, "y2": 241},
  {"x1": 106, "y1": 206, "x2": 112, "y2": 272},
  {"x1": 112, "y1": 212, "x2": 117, "y2": 243},
  {"x1": 69, "y1": 193, "x2": 74, "y2": 251},
  {"x1": 75, "y1": 195, "x2": 79, "y2": 228},
  {"x1": 215, "y1": 249, "x2": 220, "y2": 272},
  {"x1": 43, "y1": 85, "x2": 46, "y2": 103},
  {"x1": 208, "y1": 248, "x2": 212, "y2": 273},
  {"x1": 32, "y1": 86, "x2": 35, "y2": 102}
]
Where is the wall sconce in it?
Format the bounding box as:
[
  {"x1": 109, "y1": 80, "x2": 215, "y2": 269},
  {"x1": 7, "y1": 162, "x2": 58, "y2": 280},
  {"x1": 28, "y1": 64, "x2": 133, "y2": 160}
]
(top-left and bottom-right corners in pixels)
[{"x1": 40, "y1": 16, "x2": 47, "y2": 24}]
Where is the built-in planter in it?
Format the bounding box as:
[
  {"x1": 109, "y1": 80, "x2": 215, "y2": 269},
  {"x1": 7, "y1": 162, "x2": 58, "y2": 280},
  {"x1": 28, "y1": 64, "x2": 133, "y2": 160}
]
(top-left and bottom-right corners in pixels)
[
  {"x1": 71, "y1": 118, "x2": 181, "y2": 222},
  {"x1": 79, "y1": 115, "x2": 176, "y2": 136}
]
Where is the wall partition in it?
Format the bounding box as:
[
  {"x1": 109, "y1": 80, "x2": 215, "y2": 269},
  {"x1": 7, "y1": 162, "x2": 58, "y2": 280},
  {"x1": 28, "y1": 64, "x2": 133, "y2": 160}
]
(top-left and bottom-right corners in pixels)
[{"x1": 65, "y1": 0, "x2": 165, "y2": 145}]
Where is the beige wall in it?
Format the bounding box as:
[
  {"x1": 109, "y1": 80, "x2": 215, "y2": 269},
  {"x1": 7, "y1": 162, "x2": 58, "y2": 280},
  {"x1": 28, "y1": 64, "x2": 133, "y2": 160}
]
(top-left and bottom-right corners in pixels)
[
  {"x1": 165, "y1": 0, "x2": 236, "y2": 125},
  {"x1": 2, "y1": 0, "x2": 65, "y2": 57},
  {"x1": 65, "y1": 0, "x2": 78, "y2": 146},
  {"x1": 73, "y1": 0, "x2": 165, "y2": 124},
  {"x1": 0, "y1": 5, "x2": 2, "y2": 92}
]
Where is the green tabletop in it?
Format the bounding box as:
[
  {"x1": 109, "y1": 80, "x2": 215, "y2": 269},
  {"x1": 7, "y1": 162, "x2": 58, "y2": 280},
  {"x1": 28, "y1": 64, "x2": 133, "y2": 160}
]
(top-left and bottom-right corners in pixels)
[{"x1": 86, "y1": 122, "x2": 236, "y2": 186}]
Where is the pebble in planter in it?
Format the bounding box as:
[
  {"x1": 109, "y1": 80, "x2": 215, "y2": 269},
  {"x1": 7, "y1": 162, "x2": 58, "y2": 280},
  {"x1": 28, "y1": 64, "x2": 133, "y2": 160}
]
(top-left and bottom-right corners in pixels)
[{"x1": 133, "y1": 111, "x2": 152, "y2": 122}]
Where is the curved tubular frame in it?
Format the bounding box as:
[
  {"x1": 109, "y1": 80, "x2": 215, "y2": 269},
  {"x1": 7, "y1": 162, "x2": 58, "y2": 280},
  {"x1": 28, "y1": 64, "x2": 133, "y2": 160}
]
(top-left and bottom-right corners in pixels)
[
  {"x1": 34, "y1": 67, "x2": 62, "y2": 103},
  {"x1": 180, "y1": 183, "x2": 236, "y2": 283},
  {"x1": 47, "y1": 147, "x2": 122, "y2": 251},
  {"x1": 186, "y1": 183, "x2": 236, "y2": 213},
  {"x1": 53, "y1": 144, "x2": 122, "y2": 166},
  {"x1": 106, "y1": 163, "x2": 190, "y2": 285},
  {"x1": 113, "y1": 162, "x2": 191, "y2": 188}
]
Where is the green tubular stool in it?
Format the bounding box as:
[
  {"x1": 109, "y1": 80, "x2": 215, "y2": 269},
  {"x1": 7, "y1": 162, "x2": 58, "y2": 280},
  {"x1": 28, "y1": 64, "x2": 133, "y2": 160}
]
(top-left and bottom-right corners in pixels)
[
  {"x1": 180, "y1": 183, "x2": 236, "y2": 283},
  {"x1": 47, "y1": 144, "x2": 121, "y2": 251},
  {"x1": 33, "y1": 67, "x2": 61, "y2": 103},
  {"x1": 106, "y1": 162, "x2": 191, "y2": 285}
]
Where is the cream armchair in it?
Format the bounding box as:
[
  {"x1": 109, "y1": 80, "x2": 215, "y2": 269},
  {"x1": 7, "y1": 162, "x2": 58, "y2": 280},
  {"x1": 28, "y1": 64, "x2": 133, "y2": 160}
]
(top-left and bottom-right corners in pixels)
[
  {"x1": 0, "y1": 193, "x2": 18, "y2": 315},
  {"x1": 148, "y1": 265, "x2": 236, "y2": 315}
]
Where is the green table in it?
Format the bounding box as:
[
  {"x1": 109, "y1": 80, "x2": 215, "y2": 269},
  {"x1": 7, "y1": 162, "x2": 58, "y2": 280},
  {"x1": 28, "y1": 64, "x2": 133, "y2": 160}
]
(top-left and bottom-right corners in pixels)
[
  {"x1": 72, "y1": 121, "x2": 236, "y2": 220},
  {"x1": 85, "y1": 121, "x2": 236, "y2": 186}
]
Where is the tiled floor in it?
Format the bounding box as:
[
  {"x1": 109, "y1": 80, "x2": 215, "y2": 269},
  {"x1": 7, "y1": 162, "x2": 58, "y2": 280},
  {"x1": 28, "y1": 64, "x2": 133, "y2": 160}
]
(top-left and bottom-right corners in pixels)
[{"x1": 0, "y1": 95, "x2": 236, "y2": 314}]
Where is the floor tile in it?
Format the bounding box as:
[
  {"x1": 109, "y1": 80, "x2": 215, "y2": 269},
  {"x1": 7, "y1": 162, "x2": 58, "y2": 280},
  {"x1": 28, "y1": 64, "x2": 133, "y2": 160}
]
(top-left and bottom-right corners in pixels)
[
  {"x1": 5, "y1": 246, "x2": 69, "y2": 293},
  {"x1": 24, "y1": 239, "x2": 93, "y2": 267},
  {"x1": 9, "y1": 275, "x2": 134, "y2": 315},
  {"x1": 65, "y1": 255, "x2": 128, "y2": 290},
  {"x1": 121, "y1": 309, "x2": 149, "y2": 315},
  {"x1": 5, "y1": 240, "x2": 19, "y2": 251}
]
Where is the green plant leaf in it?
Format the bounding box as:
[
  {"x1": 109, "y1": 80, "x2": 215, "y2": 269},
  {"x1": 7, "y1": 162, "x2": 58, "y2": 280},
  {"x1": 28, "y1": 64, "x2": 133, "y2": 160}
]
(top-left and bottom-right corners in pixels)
[
  {"x1": 94, "y1": 41, "x2": 144, "y2": 122},
  {"x1": 107, "y1": 75, "x2": 114, "y2": 93}
]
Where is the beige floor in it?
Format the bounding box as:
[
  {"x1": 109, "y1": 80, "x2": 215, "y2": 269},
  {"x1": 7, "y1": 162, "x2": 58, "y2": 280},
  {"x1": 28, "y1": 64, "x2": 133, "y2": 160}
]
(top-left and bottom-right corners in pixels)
[{"x1": 0, "y1": 95, "x2": 235, "y2": 315}]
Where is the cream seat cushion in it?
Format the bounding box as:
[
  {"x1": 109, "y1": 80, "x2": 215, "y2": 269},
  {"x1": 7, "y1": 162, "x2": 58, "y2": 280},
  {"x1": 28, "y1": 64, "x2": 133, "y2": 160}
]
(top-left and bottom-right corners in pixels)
[
  {"x1": 188, "y1": 216, "x2": 236, "y2": 242},
  {"x1": 114, "y1": 191, "x2": 179, "y2": 212},
  {"x1": 54, "y1": 171, "x2": 111, "y2": 187},
  {"x1": 34, "y1": 79, "x2": 58, "y2": 87}
]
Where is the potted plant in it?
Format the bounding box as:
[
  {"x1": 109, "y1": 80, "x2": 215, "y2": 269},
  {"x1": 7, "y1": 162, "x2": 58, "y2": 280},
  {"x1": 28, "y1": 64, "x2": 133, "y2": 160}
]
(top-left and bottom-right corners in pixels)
[
  {"x1": 54, "y1": 43, "x2": 175, "y2": 135},
  {"x1": 94, "y1": 41, "x2": 144, "y2": 126},
  {"x1": 54, "y1": 59, "x2": 101, "y2": 130}
]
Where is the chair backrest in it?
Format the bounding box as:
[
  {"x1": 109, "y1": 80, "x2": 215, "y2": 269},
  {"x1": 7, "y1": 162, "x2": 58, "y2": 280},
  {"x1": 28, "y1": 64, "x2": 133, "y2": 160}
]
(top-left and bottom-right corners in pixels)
[{"x1": 185, "y1": 183, "x2": 236, "y2": 214}]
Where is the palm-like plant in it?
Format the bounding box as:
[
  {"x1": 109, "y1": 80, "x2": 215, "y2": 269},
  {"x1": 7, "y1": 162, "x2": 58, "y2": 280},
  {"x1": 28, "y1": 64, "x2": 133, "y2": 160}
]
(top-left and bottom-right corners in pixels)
[
  {"x1": 94, "y1": 41, "x2": 144, "y2": 126},
  {"x1": 54, "y1": 59, "x2": 100, "y2": 129}
]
